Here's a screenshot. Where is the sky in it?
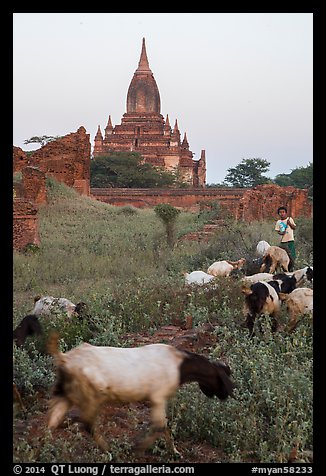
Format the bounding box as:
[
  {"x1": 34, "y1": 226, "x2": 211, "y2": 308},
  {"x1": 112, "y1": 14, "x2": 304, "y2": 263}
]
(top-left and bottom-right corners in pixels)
[{"x1": 13, "y1": 12, "x2": 313, "y2": 184}]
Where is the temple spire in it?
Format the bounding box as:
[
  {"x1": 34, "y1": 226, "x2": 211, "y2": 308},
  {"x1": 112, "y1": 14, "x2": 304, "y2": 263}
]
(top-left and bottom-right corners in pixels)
[
  {"x1": 93, "y1": 125, "x2": 103, "y2": 156},
  {"x1": 95, "y1": 125, "x2": 103, "y2": 140},
  {"x1": 136, "y1": 37, "x2": 151, "y2": 73},
  {"x1": 164, "y1": 114, "x2": 171, "y2": 136},
  {"x1": 105, "y1": 115, "x2": 113, "y2": 138},
  {"x1": 182, "y1": 132, "x2": 189, "y2": 148}
]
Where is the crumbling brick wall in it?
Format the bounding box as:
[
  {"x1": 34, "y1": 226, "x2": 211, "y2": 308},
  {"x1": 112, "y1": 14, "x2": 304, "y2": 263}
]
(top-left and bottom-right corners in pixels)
[
  {"x1": 13, "y1": 199, "x2": 40, "y2": 251},
  {"x1": 91, "y1": 184, "x2": 312, "y2": 220},
  {"x1": 13, "y1": 146, "x2": 31, "y2": 172},
  {"x1": 21, "y1": 166, "x2": 47, "y2": 204},
  {"x1": 28, "y1": 126, "x2": 91, "y2": 195},
  {"x1": 237, "y1": 184, "x2": 312, "y2": 221}
]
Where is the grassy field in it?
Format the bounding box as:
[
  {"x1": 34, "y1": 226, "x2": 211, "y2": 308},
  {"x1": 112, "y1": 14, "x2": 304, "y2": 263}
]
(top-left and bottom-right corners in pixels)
[{"x1": 13, "y1": 178, "x2": 313, "y2": 463}]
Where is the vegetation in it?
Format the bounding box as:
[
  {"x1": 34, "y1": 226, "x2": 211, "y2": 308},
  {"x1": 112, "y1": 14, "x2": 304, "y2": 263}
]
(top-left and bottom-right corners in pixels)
[
  {"x1": 13, "y1": 178, "x2": 313, "y2": 463},
  {"x1": 154, "y1": 203, "x2": 181, "y2": 248},
  {"x1": 208, "y1": 160, "x2": 313, "y2": 197},
  {"x1": 90, "y1": 152, "x2": 177, "y2": 188},
  {"x1": 24, "y1": 136, "x2": 63, "y2": 147},
  {"x1": 223, "y1": 158, "x2": 271, "y2": 188}
]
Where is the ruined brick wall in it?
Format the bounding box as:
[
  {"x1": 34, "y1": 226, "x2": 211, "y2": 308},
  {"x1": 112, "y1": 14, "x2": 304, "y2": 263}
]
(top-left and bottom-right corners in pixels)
[
  {"x1": 13, "y1": 146, "x2": 31, "y2": 173},
  {"x1": 21, "y1": 166, "x2": 47, "y2": 204},
  {"x1": 13, "y1": 199, "x2": 40, "y2": 251},
  {"x1": 27, "y1": 126, "x2": 91, "y2": 195},
  {"x1": 91, "y1": 188, "x2": 245, "y2": 214},
  {"x1": 91, "y1": 185, "x2": 312, "y2": 220},
  {"x1": 13, "y1": 167, "x2": 46, "y2": 250},
  {"x1": 237, "y1": 184, "x2": 312, "y2": 221}
]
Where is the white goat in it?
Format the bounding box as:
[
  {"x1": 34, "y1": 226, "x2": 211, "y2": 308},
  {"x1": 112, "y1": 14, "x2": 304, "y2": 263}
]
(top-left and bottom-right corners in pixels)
[
  {"x1": 47, "y1": 333, "x2": 235, "y2": 455},
  {"x1": 243, "y1": 272, "x2": 274, "y2": 284},
  {"x1": 184, "y1": 271, "x2": 216, "y2": 286},
  {"x1": 207, "y1": 258, "x2": 246, "y2": 277},
  {"x1": 256, "y1": 240, "x2": 271, "y2": 257},
  {"x1": 279, "y1": 288, "x2": 313, "y2": 331},
  {"x1": 260, "y1": 246, "x2": 291, "y2": 273}
]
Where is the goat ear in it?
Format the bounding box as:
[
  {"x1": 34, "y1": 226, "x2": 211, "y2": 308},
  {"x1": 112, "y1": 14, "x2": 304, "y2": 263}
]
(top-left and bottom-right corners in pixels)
[
  {"x1": 241, "y1": 284, "x2": 252, "y2": 296},
  {"x1": 216, "y1": 365, "x2": 236, "y2": 399},
  {"x1": 34, "y1": 295, "x2": 41, "y2": 304}
]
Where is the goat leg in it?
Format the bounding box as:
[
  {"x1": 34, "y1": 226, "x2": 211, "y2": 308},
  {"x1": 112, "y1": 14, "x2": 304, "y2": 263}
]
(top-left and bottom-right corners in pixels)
[
  {"x1": 48, "y1": 397, "x2": 71, "y2": 430},
  {"x1": 134, "y1": 426, "x2": 181, "y2": 457},
  {"x1": 81, "y1": 406, "x2": 109, "y2": 453}
]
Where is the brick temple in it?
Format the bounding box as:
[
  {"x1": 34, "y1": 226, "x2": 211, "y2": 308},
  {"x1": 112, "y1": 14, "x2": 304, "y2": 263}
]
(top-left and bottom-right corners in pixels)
[{"x1": 93, "y1": 38, "x2": 206, "y2": 187}]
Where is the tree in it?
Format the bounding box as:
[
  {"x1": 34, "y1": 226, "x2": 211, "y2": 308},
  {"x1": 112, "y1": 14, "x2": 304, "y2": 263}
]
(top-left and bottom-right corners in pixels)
[
  {"x1": 274, "y1": 162, "x2": 313, "y2": 189},
  {"x1": 24, "y1": 135, "x2": 62, "y2": 147},
  {"x1": 154, "y1": 203, "x2": 180, "y2": 248},
  {"x1": 90, "y1": 152, "x2": 177, "y2": 188},
  {"x1": 223, "y1": 158, "x2": 271, "y2": 188}
]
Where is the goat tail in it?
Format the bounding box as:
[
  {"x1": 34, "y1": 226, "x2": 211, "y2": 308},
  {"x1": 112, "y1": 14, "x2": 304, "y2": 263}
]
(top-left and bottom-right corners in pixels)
[
  {"x1": 260, "y1": 254, "x2": 272, "y2": 273},
  {"x1": 47, "y1": 332, "x2": 60, "y2": 357},
  {"x1": 48, "y1": 332, "x2": 66, "y2": 366}
]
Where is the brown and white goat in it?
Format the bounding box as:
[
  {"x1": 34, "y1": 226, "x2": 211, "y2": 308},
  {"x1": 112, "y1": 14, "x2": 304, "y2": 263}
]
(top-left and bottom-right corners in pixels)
[
  {"x1": 207, "y1": 258, "x2": 246, "y2": 277},
  {"x1": 260, "y1": 246, "x2": 293, "y2": 273},
  {"x1": 279, "y1": 288, "x2": 313, "y2": 332},
  {"x1": 47, "y1": 333, "x2": 235, "y2": 455}
]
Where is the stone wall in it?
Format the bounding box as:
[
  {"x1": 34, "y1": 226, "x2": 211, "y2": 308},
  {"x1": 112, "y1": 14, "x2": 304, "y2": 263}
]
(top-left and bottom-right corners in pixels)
[{"x1": 91, "y1": 184, "x2": 312, "y2": 220}]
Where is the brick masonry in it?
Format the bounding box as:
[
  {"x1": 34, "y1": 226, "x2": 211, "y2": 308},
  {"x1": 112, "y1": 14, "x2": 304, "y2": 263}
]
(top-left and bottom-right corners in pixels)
[
  {"x1": 13, "y1": 199, "x2": 40, "y2": 250},
  {"x1": 13, "y1": 127, "x2": 91, "y2": 250},
  {"x1": 91, "y1": 184, "x2": 312, "y2": 220}
]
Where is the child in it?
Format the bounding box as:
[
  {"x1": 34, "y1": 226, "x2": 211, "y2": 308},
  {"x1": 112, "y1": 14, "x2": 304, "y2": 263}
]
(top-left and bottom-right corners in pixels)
[{"x1": 275, "y1": 206, "x2": 297, "y2": 268}]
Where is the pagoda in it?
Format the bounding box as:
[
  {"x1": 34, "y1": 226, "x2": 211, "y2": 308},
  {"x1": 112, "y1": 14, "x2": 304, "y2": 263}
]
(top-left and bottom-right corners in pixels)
[{"x1": 94, "y1": 38, "x2": 206, "y2": 187}]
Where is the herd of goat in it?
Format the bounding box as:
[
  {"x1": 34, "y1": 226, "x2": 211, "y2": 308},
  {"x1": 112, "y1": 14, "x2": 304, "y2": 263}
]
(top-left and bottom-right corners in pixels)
[
  {"x1": 185, "y1": 239, "x2": 313, "y2": 334},
  {"x1": 13, "y1": 239, "x2": 313, "y2": 456}
]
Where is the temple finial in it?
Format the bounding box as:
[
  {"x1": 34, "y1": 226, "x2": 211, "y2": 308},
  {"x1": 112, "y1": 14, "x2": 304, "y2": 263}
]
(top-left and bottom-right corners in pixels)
[{"x1": 136, "y1": 37, "x2": 151, "y2": 72}]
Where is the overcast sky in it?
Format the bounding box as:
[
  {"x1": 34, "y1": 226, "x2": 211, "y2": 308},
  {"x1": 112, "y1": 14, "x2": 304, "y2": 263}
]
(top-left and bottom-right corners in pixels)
[{"x1": 13, "y1": 12, "x2": 313, "y2": 184}]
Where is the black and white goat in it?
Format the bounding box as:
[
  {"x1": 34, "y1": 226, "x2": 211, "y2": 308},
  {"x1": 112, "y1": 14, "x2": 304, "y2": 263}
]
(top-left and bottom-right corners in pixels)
[
  {"x1": 47, "y1": 333, "x2": 235, "y2": 455},
  {"x1": 241, "y1": 275, "x2": 297, "y2": 336},
  {"x1": 32, "y1": 296, "x2": 87, "y2": 320},
  {"x1": 281, "y1": 266, "x2": 313, "y2": 287}
]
